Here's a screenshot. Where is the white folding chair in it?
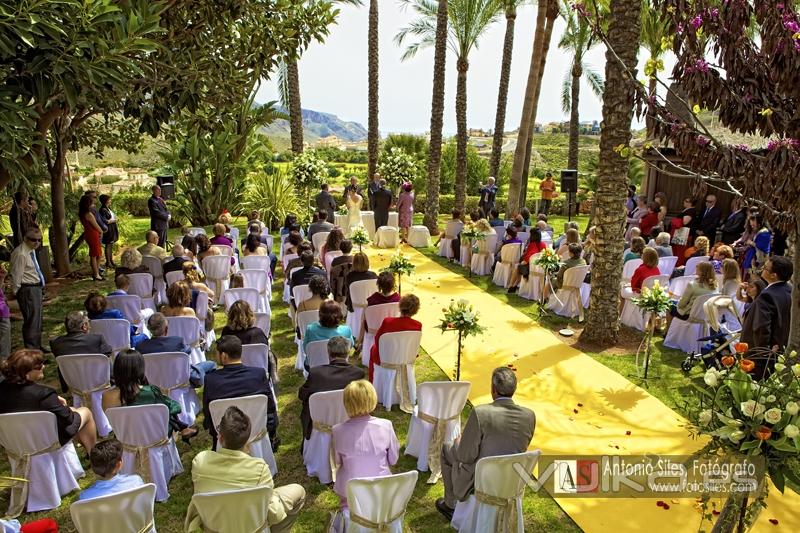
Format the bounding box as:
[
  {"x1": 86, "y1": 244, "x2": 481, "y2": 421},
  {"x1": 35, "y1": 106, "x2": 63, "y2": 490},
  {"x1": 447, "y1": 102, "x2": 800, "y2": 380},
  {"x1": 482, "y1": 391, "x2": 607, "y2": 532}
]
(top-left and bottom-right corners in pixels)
[
  {"x1": 305, "y1": 340, "x2": 330, "y2": 370},
  {"x1": 325, "y1": 250, "x2": 344, "y2": 275},
  {"x1": 242, "y1": 254, "x2": 272, "y2": 273},
  {"x1": 254, "y1": 312, "x2": 271, "y2": 339},
  {"x1": 283, "y1": 266, "x2": 302, "y2": 304},
  {"x1": 658, "y1": 256, "x2": 679, "y2": 278},
  {"x1": 89, "y1": 318, "x2": 131, "y2": 355},
  {"x1": 208, "y1": 395, "x2": 277, "y2": 476},
  {"x1": 194, "y1": 291, "x2": 216, "y2": 351},
  {"x1": 459, "y1": 241, "x2": 471, "y2": 267},
  {"x1": 241, "y1": 343, "x2": 276, "y2": 387},
  {"x1": 547, "y1": 265, "x2": 591, "y2": 321},
  {"x1": 106, "y1": 294, "x2": 152, "y2": 338},
  {"x1": 312, "y1": 231, "x2": 331, "y2": 256},
  {"x1": 56, "y1": 354, "x2": 112, "y2": 437},
  {"x1": 346, "y1": 279, "x2": 378, "y2": 339},
  {"x1": 663, "y1": 293, "x2": 716, "y2": 353},
  {"x1": 303, "y1": 390, "x2": 347, "y2": 485},
  {"x1": 210, "y1": 244, "x2": 233, "y2": 257},
  {"x1": 279, "y1": 234, "x2": 290, "y2": 261},
  {"x1": 438, "y1": 221, "x2": 463, "y2": 259},
  {"x1": 388, "y1": 212, "x2": 399, "y2": 228},
  {"x1": 104, "y1": 405, "x2": 183, "y2": 503},
  {"x1": 375, "y1": 226, "x2": 399, "y2": 248},
  {"x1": 187, "y1": 227, "x2": 206, "y2": 237},
  {"x1": 669, "y1": 275, "x2": 696, "y2": 299},
  {"x1": 405, "y1": 381, "x2": 470, "y2": 482},
  {"x1": 222, "y1": 287, "x2": 260, "y2": 313},
  {"x1": 373, "y1": 330, "x2": 422, "y2": 413},
  {"x1": 282, "y1": 252, "x2": 299, "y2": 272},
  {"x1": 621, "y1": 258, "x2": 643, "y2": 284},
  {"x1": 240, "y1": 269, "x2": 272, "y2": 312},
  {"x1": 492, "y1": 243, "x2": 521, "y2": 288},
  {"x1": 202, "y1": 255, "x2": 232, "y2": 304},
  {"x1": 684, "y1": 255, "x2": 710, "y2": 277},
  {"x1": 470, "y1": 234, "x2": 498, "y2": 276},
  {"x1": 361, "y1": 303, "x2": 400, "y2": 367},
  {"x1": 620, "y1": 275, "x2": 670, "y2": 332},
  {"x1": 188, "y1": 486, "x2": 271, "y2": 533},
  {"x1": 518, "y1": 255, "x2": 544, "y2": 301},
  {"x1": 165, "y1": 270, "x2": 185, "y2": 287},
  {"x1": 295, "y1": 310, "x2": 320, "y2": 371},
  {"x1": 164, "y1": 316, "x2": 206, "y2": 365},
  {"x1": 343, "y1": 471, "x2": 418, "y2": 533},
  {"x1": 452, "y1": 451, "x2": 541, "y2": 533},
  {"x1": 142, "y1": 352, "x2": 201, "y2": 427},
  {"x1": 0, "y1": 412, "x2": 85, "y2": 516},
  {"x1": 70, "y1": 483, "x2": 156, "y2": 533},
  {"x1": 230, "y1": 227, "x2": 240, "y2": 252},
  {"x1": 140, "y1": 255, "x2": 167, "y2": 305},
  {"x1": 127, "y1": 273, "x2": 156, "y2": 311}
]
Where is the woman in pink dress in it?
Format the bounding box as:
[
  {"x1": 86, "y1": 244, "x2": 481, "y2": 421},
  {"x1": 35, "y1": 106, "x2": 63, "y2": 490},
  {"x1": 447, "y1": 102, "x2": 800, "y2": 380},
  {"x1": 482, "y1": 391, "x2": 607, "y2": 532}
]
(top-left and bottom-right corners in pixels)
[
  {"x1": 332, "y1": 380, "x2": 399, "y2": 509},
  {"x1": 396, "y1": 182, "x2": 415, "y2": 243}
]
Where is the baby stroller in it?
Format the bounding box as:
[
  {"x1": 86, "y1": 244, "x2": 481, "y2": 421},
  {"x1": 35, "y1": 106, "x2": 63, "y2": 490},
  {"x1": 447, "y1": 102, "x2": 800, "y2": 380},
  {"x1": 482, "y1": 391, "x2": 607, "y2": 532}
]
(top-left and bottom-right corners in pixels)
[{"x1": 680, "y1": 295, "x2": 743, "y2": 372}]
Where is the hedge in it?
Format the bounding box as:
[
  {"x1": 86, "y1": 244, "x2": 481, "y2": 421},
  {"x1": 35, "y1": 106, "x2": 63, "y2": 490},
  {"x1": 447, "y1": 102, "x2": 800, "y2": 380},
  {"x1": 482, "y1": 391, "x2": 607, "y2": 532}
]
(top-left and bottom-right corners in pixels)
[{"x1": 113, "y1": 191, "x2": 151, "y2": 217}]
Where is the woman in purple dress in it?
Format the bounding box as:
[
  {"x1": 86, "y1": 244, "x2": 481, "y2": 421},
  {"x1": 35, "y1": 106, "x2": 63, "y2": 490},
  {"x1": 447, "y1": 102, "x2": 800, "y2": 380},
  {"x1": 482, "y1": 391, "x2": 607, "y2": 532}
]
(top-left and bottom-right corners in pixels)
[{"x1": 396, "y1": 182, "x2": 415, "y2": 243}]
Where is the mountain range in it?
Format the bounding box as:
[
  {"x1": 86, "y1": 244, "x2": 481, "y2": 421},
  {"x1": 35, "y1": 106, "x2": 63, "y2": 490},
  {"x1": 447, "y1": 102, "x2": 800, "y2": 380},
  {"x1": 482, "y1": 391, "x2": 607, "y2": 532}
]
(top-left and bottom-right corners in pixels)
[{"x1": 261, "y1": 106, "x2": 368, "y2": 144}]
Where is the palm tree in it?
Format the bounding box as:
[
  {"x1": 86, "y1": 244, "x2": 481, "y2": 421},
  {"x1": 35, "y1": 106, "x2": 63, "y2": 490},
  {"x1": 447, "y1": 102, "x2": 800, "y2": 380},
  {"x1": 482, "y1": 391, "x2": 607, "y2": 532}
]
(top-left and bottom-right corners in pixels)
[
  {"x1": 640, "y1": 0, "x2": 669, "y2": 138},
  {"x1": 581, "y1": 0, "x2": 642, "y2": 346},
  {"x1": 558, "y1": 0, "x2": 604, "y2": 171},
  {"x1": 367, "y1": 0, "x2": 379, "y2": 179},
  {"x1": 397, "y1": 0, "x2": 501, "y2": 211}
]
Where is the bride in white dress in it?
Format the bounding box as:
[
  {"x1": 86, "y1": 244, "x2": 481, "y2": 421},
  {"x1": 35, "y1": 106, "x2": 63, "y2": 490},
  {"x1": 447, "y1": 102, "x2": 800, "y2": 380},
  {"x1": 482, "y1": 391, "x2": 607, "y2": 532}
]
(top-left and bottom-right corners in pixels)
[{"x1": 345, "y1": 189, "x2": 363, "y2": 235}]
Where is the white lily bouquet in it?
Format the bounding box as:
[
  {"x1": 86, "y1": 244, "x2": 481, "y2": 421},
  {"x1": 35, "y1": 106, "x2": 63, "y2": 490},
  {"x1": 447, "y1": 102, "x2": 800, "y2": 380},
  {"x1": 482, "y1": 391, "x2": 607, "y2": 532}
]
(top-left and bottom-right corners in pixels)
[
  {"x1": 350, "y1": 226, "x2": 370, "y2": 252},
  {"x1": 533, "y1": 247, "x2": 560, "y2": 274},
  {"x1": 630, "y1": 280, "x2": 672, "y2": 317}
]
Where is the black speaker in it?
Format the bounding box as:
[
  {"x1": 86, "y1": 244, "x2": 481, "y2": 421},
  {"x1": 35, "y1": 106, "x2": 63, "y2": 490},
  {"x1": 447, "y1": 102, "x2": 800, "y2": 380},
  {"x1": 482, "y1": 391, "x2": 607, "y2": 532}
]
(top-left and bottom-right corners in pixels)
[
  {"x1": 156, "y1": 175, "x2": 175, "y2": 200},
  {"x1": 560, "y1": 169, "x2": 578, "y2": 193}
]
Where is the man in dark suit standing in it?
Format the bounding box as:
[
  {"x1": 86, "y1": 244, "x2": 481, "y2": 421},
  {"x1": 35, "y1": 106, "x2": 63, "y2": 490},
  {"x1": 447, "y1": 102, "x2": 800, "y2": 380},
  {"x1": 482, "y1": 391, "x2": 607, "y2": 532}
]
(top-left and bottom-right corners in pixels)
[
  {"x1": 297, "y1": 336, "x2": 364, "y2": 443},
  {"x1": 51, "y1": 310, "x2": 112, "y2": 392},
  {"x1": 342, "y1": 176, "x2": 362, "y2": 204},
  {"x1": 695, "y1": 194, "x2": 722, "y2": 243},
  {"x1": 372, "y1": 179, "x2": 393, "y2": 229},
  {"x1": 436, "y1": 367, "x2": 536, "y2": 521},
  {"x1": 740, "y1": 256, "x2": 793, "y2": 379},
  {"x1": 368, "y1": 174, "x2": 382, "y2": 211},
  {"x1": 203, "y1": 335, "x2": 279, "y2": 449},
  {"x1": 147, "y1": 185, "x2": 170, "y2": 247},
  {"x1": 315, "y1": 184, "x2": 337, "y2": 222},
  {"x1": 478, "y1": 177, "x2": 497, "y2": 217}
]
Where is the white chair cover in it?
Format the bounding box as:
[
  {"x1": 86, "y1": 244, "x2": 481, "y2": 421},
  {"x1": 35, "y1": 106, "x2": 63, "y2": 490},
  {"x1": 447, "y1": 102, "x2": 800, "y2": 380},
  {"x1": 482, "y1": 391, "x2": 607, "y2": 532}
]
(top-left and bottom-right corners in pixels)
[
  {"x1": 547, "y1": 265, "x2": 591, "y2": 321},
  {"x1": 493, "y1": 227, "x2": 505, "y2": 253},
  {"x1": 292, "y1": 284, "x2": 313, "y2": 314},
  {"x1": 208, "y1": 395, "x2": 277, "y2": 476},
  {"x1": 663, "y1": 293, "x2": 716, "y2": 353},
  {"x1": 305, "y1": 340, "x2": 331, "y2": 369},
  {"x1": 202, "y1": 255, "x2": 232, "y2": 304},
  {"x1": 361, "y1": 303, "x2": 400, "y2": 367},
  {"x1": 279, "y1": 234, "x2": 290, "y2": 261},
  {"x1": 254, "y1": 312, "x2": 272, "y2": 339},
  {"x1": 343, "y1": 471, "x2": 418, "y2": 533},
  {"x1": 127, "y1": 273, "x2": 156, "y2": 311},
  {"x1": 469, "y1": 234, "x2": 498, "y2": 276},
  {"x1": 704, "y1": 295, "x2": 743, "y2": 333},
  {"x1": 325, "y1": 250, "x2": 344, "y2": 275},
  {"x1": 223, "y1": 287, "x2": 260, "y2": 313},
  {"x1": 164, "y1": 270, "x2": 185, "y2": 287},
  {"x1": 164, "y1": 316, "x2": 206, "y2": 365},
  {"x1": 140, "y1": 255, "x2": 167, "y2": 305},
  {"x1": 303, "y1": 389, "x2": 348, "y2": 484},
  {"x1": 194, "y1": 291, "x2": 215, "y2": 351},
  {"x1": 230, "y1": 227, "x2": 240, "y2": 252},
  {"x1": 142, "y1": 352, "x2": 201, "y2": 426},
  {"x1": 492, "y1": 243, "x2": 521, "y2": 288},
  {"x1": 452, "y1": 451, "x2": 541, "y2": 533},
  {"x1": 295, "y1": 310, "x2": 320, "y2": 371},
  {"x1": 375, "y1": 227, "x2": 399, "y2": 248},
  {"x1": 261, "y1": 233, "x2": 274, "y2": 253},
  {"x1": 242, "y1": 254, "x2": 272, "y2": 274},
  {"x1": 658, "y1": 256, "x2": 679, "y2": 278},
  {"x1": 282, "y1": 252, "x2": 299, "y2": 272},
  {"x1": 388, "y1": 212, "x2": 399, "y2": 228},
  {"x1": 668, "y1": 275, "x2": 696, "y2": 299},
  {"x1": 621, "y1": 258, "x2": 643, "y2": 283},
  {"x1": 518, "y1": 260, "x2": 545, "y2": 301},
  {"x1": 241, "y1": 269, "x2": 272, "y2": 312},
  {"x1": 438, "y1": 221, "x2": 463, "y2": 259},
  {"x1": 405, "y1": 381, "x2": 470, "y2": 482},
  {"x1": 684, "y1": 255, "x2": 710, "y2": 277},
  {"x1": 283, "y1": 266, "x2": 302, "y2": 305},
  {"x1": 373, "y1": 331, "x2": 422, "y2": 413},
  {"x1": 620, "y1": 275, "x2": 670, "y2": 332},
  {"x1": 188, "y1": 486, "x2": 271, "y2": 533},
  {"x1": 187, "y1": 227, "x2": 206, "y2": 237},
  {"x1": 407, "y1": 226, "x2": 431, "y2": 248},
  {"x1": 106, "y1": 294, "x2": 153, "y2": 338},
  {"x1": 241, "y1": 343, "x2": 275, "y2": 385},
  {"x1": 56, "y1": 354, "x2": 112, "y2": 437},
  {"x1": 210, "y1": 245, "x2": 233, "y2": 257},
  {"x1": 312, "y1": 231, "x2": 331, "y2": 256},
  {"x1": 105, "y1": 405, "x2": 183, "y2": 503},
  {"x1": 70, "y1": 483, "x2": 157, "y2": 533},
  {"x1": 345, "y1": 279, "x2": 378, "y2": 339},
  {"x1": 0, "y1": 412, "x2": 85, "y2": 517},
  {"x1": 361, "y1": 211, "x2": 377, "y2": 239},
  {"x1": 459, "y1": 242, "x2": 471, "y2": 267},
  {"x1": 89, "y1": 318, "x2": 131, "y2": 355}
]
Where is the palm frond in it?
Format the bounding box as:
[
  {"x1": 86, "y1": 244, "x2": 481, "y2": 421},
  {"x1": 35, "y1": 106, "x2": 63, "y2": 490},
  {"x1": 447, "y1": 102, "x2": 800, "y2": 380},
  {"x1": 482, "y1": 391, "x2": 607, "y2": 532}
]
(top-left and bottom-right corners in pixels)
[
  {"x1": 276, "y1": 59, "x2": 290, "y2": 111},
  {"x1": 583, "y1": 65, "x2": 604, "y2": 98},
  {"x1": 561, "y1": 67, "x2": 573, "y2": 114}
]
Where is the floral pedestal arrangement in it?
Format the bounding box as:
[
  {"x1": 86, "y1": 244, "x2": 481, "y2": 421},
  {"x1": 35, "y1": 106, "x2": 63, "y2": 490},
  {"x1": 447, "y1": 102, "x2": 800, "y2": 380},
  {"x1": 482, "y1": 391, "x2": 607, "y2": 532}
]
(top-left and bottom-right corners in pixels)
[
  {"x1": 382, "y1": 252, "x2": 415, "y2": 295},
  {"x1": 438, "y1": 299, "x2": 485, "y2": 381}
]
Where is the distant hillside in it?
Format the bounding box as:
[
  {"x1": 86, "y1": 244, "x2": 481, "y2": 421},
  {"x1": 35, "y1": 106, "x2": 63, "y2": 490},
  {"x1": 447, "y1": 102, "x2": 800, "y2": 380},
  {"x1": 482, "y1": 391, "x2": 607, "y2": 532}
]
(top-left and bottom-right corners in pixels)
[{"x1": 261, "y1": 107, "x2": 368, "y2": 144}]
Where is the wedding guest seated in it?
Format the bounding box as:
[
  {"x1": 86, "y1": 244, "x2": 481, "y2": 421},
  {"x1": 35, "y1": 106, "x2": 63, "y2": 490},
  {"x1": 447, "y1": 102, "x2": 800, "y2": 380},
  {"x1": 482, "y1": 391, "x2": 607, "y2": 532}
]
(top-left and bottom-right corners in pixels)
[
  {"x1": 297, "y1": 275, "x2": 329, "y2": 313},
  {"x1": 203, "y1": 336, "x2": 278, "y2": 449},
  {"x1": 670, "y1": 235, "x2": 710, "y2": 279},
  {"x1": 367, "y1": 271, "x2": 400, "y2": 306},
  {"x1": 710, "y1": 244, "x2": 734, "y2": 273},
  {"x1": 247, "y1": 210, "x2": 266, "y2": 233},
  {"x1": 182, "y1": 261, "x2": 215, "y2": 305},
  {"x1": 189, "y1": 407, "x2": 305, "y2": 533},
  {"x1": 79, "y1": 439, "x2": 144, "y2": 501},
  {"x1": 582, "y1": 226, "x2": 596, "y2": 264},
  {"x1": 210, "y1": 223, "x2": 233, "y2": 248},
  {"x1": 137, "y1": 230, "x2": 168, "y2": 260},
  {"x1": 284, "y1": 231, "x2": 303, "y2": 259},
  {"x1": 624, "y1": 237, "x2": 646, "y2": 263},
  {"x1": 554, "y1": 244, "x2": 586, "y2": 291},
  {"x1": 625, "y1": 227, "x2": 642, "y2": 248},
  {"x1": 281, "y1": 214, "x2": 303, "y2": 238},
  {"x1": 435, "y1": 367, "x2": 535, "y2": 521},
  {"x1": 244, "y1": 223, "x2": 278, "y2": 275},
  {"x1": 304, "y1": 301, "x2": 355, "y2": 355},
  {"x1": 114, "y1": 247, "x2": 150, "y2": 276},
  {"x1": 345, "y1": 252, "x2": 378, "y2": 313},
  {"x1": 653, "y1": 232, "x2": 673, "y2": 258},
  {"x1": 434, "y1": 209, "x2": 463, "y2": 247},
  {"x1": 488, "y1": 208, "x2": 504, "y2": 228},
  {"x1": 181, "y1": 234, "x2": 198, "y2": 260},
  {"x1": 556, "y1": 228, "x2": 581, "y2": 260},
  {"x1": 242, "y1": 233, "x2": 268, "y2": 258},
  {"x1": 331, "y1": 239, "x2": 354, "y2": 270},
  {"x1": 0, "y1": 349, "x2": 97, "y2": 453},
  {"x1": 51, "y1": 310, "x2": 112, "y2": 392},
  {"x1": 332, "y1": 380, "x2": 399, "y2": 510},
  {"x1": 629, "y1": 247, "x2": 661, "y2": 293},
  {"x1": 320, "y1": 228, "x2": 345, "y2": 263},
  {"x1": 85, "y1": 292, "x2": 147, "y2": 347},
  {"x1": 519, "y1": 207, "x2": 531, "y2": 227},
  {"x1": 554, "y1": 221, "x2": 579, "y2": 250},
  {"x1": 284, "y1": 241, "x2": 312, "y2": 282},
  {"x1": 670, "y1": 261, "x2": 718, "y2": 320},
  {"x1": 298, "y1": 336, "x2": 364, "y2": 442},
  {"x1": 163, "y1": 244, "x2": 189, "y2": 275},
  {"x1": 102, "y1": 349, "x2": 198, "y2": 443},
  {"x1": 196, "y1": 234, "x2": 221, "y2": 263},
  {"x1": 721, "y1": 258, "x2": 741, "y2": 297},
  {"x1": 221, "y1": 300, "x2": 270, "y2": 348},
  {"x1": 368, "y1": 294, "x2": 421, "y2": 381},
  {"x1": 290, "y1": 250, "x2": 326, "y2": 293},
  {"x1": 537, "y1": 214, "x2": 554, "y2": 235},
  {"x1": 161, "y1": 281, "x2": 197, "y2": 318},
  {"x1": 507, "y1": 228, "x2": 546, "y2": 293},
  {"x1": 639, "y1": 202, "x2": 660, "y2": 239},
  {"x1": 494, "y1": 226, "x2": 521, "y2": 265},
  {"x1": 308, "y1": 210, "x2": 334, "y2": 242}
]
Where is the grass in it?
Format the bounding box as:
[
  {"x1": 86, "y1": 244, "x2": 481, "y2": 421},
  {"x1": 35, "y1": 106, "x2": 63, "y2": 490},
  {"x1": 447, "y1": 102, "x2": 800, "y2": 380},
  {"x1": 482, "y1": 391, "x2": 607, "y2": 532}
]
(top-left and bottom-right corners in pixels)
[{"x1": 1, "y1": 214, "x2": 706, "y2": 532}]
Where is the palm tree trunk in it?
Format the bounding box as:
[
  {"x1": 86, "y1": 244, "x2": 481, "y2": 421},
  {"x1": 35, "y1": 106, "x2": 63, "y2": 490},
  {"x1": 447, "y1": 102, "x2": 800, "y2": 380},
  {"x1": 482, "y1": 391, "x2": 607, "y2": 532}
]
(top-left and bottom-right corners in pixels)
[
  {"x1": 455, "y1": 57, "x2": 469, "y2": 212},
  {"x1": 489, "y1": 6, "x2": 517, "y2": 183},
  {"x1": 287, "y1": 57, "x2": 303, "y2": 154},
  {"x1": 581, "y1": 0, "x2": 642, "y2": 346},
  {"x1": 424, "y1": 0, "x2": 448, "y2": 234},
  {"x1": 567, "y1": 62, "x2": 582, "y2": 170},
  {"x1": 367, "y1": 0, "x2": 380, "y2": 179},
  {"x1": 507, "y1": 0, "x2": 549, "y2": 217}
]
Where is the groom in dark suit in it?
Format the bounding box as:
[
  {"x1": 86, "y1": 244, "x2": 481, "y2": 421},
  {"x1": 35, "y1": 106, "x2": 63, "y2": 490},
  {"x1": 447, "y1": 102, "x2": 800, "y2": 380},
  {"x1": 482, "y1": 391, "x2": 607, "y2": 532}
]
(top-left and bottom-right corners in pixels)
[
  {"x1": 147, "y1": 185, "x2": 170, "y2": 247},
  {"x1": 315, "y1": 183, "x2": 337, "y2": 222},
  {"x1": 372, "y1": 179, "x2": 393, "y2": 229}
]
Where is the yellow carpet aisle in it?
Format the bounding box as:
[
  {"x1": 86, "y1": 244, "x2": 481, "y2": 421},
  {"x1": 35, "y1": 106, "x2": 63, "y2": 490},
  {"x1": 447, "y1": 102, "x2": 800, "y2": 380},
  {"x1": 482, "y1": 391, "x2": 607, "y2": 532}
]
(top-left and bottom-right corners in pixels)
[{"x1": 364, "y1": 245, "x2": 798, "y2": 532}]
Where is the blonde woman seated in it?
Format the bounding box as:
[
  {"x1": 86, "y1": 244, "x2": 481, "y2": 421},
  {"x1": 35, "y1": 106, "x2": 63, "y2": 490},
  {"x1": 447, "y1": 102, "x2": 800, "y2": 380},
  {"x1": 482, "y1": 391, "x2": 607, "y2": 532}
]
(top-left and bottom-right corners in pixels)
[
  {"x1": 115, "y1": 247, "x2": 150, "y2": 277},
  {"x1": 182, "y1": 262, "x2": 215, "y2": 301},
  {"x1": 332, "y1": 380, "x2": 399, "y2": 510},
  {"x1": 670, "y1": 261, "x2": 718, "y2": 320},
  {"x1": 161, "y1": 281, "x2": 196, "y2": 317},
  {"x1": 297, "y1": 275, "x2": 330, "y2": 313},
  {"x1": 721, "y1": 258, "x2": 741, "y2": 297},
  {"x1": 556, "y1": 228, "x2": 581, "y2": 260}
]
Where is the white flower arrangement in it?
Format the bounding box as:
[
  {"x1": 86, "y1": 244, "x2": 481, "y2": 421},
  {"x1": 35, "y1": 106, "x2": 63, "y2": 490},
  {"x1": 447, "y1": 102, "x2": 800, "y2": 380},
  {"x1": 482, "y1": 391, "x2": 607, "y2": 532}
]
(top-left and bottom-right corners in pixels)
[{"x1": 377, "y1": 147, "x2": 418, "y2": 188}]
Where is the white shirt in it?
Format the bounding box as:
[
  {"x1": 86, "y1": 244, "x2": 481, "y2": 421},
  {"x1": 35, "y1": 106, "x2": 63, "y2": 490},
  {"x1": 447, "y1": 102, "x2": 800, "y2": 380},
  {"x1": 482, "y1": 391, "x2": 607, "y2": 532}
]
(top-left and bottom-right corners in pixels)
[{"x1": 10, "y1": 242, "x2": 44, "y2": 294}]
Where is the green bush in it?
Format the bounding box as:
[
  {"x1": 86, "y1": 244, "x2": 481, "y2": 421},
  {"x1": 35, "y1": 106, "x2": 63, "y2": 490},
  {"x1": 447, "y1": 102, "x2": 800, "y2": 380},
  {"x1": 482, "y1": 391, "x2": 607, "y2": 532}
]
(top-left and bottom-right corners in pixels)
[
  {"x1": 111, "y1": 191, "x2": 150, "y2": 217},
  {"x1": 100, "y1": 175, "x2": 121, "y2": 184}
]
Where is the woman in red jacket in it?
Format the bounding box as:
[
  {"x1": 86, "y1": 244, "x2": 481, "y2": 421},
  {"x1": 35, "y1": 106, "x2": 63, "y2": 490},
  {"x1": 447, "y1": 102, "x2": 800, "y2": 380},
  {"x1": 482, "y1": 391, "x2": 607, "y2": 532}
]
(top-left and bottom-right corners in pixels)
[
  {"x1": 369, "y1": 294, "x2": 422, "y2": 381},
  {"x1": 630, "y1": 247, "x2": 661, "y2": 293},
  {"x1": 638, "y1": 202, "x2": 660, "y2": 239}
]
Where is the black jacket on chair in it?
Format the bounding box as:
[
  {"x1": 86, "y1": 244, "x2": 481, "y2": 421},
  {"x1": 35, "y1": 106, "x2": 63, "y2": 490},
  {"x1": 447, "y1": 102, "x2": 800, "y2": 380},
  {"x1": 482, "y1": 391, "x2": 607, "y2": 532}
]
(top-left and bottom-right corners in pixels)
[
  {"x1": 298, "y1": 360, "x2": 365, "y2": 440},
  {"x1": 202, "y1": 363, "x2": 276, "y2": 439},
  {"x1": 50, "y1": 332, "x2": 112, "y2": 392}
]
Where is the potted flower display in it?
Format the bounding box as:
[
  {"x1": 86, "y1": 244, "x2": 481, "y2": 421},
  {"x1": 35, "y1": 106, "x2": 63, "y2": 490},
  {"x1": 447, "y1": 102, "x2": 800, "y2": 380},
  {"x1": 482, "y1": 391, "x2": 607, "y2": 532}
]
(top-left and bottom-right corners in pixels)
[
  {"x1": 459, "y1": 225, "x2": 485, "y2": 277},
  {"x1": 350, "y1": 225, "x2": 370, "y2": 252},
  {"x1": 438, "y1": 299, "x2": 486, "y2": 381},
  {"x1": 630, "y1": 280, "x2": 672, "y2": 381},
  {"x1": 382, "y1": 252, "x2": 415, "y2": 295},
  {"x1": 532, "y1": 247, "x2": 561, "y2": 304}
]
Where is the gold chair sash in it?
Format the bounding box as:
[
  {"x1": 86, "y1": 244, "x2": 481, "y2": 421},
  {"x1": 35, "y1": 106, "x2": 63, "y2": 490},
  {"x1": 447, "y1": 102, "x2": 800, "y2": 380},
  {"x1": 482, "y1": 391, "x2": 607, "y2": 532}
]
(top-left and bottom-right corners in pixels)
[
  {"x1": 122, "y1": 435, "x2": 171, "y2": 484},
  {"x1": 416, "y1": 411, "x2": 460, "y2": 484},
  {"x1": 4, "y1": 441, "x2": 61, "y2": 518},
  {"x1": 69, "y1": 381, "x2": 111, "y2": 408},
  {"x1": 163, "y1": 380, "x2": 191, "y2": 397},
  {"x1": 380, "y1": 362, "x2": 413, "y2": 414},
  {"x1": 312, "y1": 420, "x2": 338, "y2": 482},
  {"x1": 349, "y1": 509, "x2": 405, "y2": 533},
  {"x1": 137, "y1": 520, "x2": 155, "y2": 533},
  {"x1": 475, "y1": 489, "x2": 523, "y2": 533}
]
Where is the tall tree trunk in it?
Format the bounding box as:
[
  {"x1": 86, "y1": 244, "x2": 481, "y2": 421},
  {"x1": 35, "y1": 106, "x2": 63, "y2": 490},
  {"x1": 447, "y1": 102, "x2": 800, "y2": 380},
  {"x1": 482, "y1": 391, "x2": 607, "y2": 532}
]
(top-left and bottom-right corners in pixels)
[
  {"x1": 489, "y1": 6, "x2": 517, "y2": 184},
  {"x1": 454, "y1": 57, "x2": 469, "y2": 212},
  {"x1": 49, "y1": 128, "x2": 70, "y2": 277},
  {"x1": 287, "y1": 57, "x2": 304, "y2": 154},
  {"x1": 506, "y1": 0, "x2": 549, "y2": 217},
  {"x1": 567, "y1": 62, "x2": 582, "y2": 170},
  {"x1": 581, "y1": 0, "x2": 642, "y2": 345},
  {"x1": 367, "y1": 0, "x2": 380, "y2": 179},
  {"x1": 424, "y1": 0, "x2": 448, "y2": 234}
]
